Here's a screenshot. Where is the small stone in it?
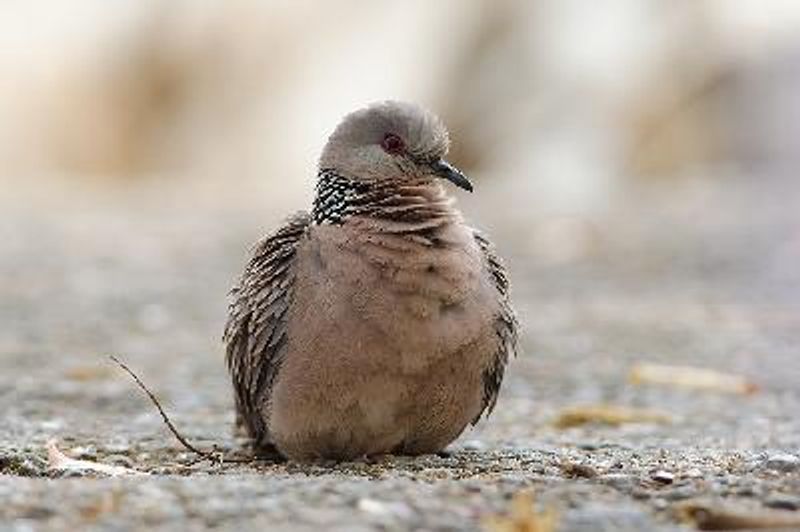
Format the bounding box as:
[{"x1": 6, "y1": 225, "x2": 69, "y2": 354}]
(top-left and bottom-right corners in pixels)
[
  {"x1": 561, "y1": 461, "x2": 598, "y2": 479},
  {"x1": 764, "y1": 493, "x2": 800, "y2": 511},
  {"x1": 357, "y1": 498, "x2": 388, "y2": 515},
  {"x1": 734, "y1": 485, "x2": 760, "y2": 497},
  {"x1": 53, "y1": 468, "x2": 88, "y2": 478},
  {"x1": 105, "y1": 454, "x2": 134, "y2": 468},
  {"x1": 765, "y1": 453, "x2": 800, "y2": 472},
  {"x1": 104, "y1": 442, "x2": 132, "y2": 454},
  {"x1": 651, "y1": 470, "x2": 674, "y2": 484},
  {"x1": 69, "y1": 446, "x2": 97, "y2": 459},
  {"x1": 684, "y1": 468, "x2": 703, "y2": 478},
  {"x1": 356, "y1": 498, "x2": 414, "y2": 522},
  {"x1": 40, "y1": 419, "x2": 64, "y2": 431},
  {"x1": 662, "y1": 485, "x2": 696, "y2": 501},
  {"x1": 601, "y1": 473, "x2": 634, "y2": 489},
  {"x1": 460, "y1": 440, "x2": 486, "y2": 452}
]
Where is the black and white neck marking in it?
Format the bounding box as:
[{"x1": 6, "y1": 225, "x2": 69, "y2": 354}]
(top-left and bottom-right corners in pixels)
[
  {"x1": 311, "y1": 168, "x2": 454, "y2": 228},
  {"x1": 312, "y1": 169, "x2": 370, "y2": 225}
]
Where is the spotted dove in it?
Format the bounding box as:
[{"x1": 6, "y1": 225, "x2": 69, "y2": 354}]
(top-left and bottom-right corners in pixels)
[{"x1": 224, "y1": 101, "x2": 517, "y2": 461}]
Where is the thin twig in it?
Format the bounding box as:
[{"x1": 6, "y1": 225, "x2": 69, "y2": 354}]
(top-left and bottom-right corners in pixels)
[{"x1": 109, "y1": 355, "x2": 262, "y2": 464}]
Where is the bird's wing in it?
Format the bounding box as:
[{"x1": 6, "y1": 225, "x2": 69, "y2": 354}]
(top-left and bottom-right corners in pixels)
[
  {"x1": 223, "y1": 212, "x2": 311, "y2": 446},
  {"x1": 472, "y1": 230, "x2": 518, "y2": 423}
]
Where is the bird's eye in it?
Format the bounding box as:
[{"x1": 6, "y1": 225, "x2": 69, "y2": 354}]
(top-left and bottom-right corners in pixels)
[{"x1": 381, "y1": 133, "x2": 405, "y2": 155}]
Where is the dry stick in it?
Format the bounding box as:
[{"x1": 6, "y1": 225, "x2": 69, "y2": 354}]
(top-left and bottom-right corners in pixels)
[{"x1": 109, "y1": 355, "x2": 260, "y2": 465}]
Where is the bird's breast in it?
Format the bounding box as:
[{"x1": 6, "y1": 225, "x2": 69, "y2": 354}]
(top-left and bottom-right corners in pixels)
[{"x1": 289, "y1": 221, "x2": 498, "y2": 373}]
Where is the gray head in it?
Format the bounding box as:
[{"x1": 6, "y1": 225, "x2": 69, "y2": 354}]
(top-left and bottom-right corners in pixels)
[{"x1": 319, "y1": 101, "x2": 472, "y2": 192}]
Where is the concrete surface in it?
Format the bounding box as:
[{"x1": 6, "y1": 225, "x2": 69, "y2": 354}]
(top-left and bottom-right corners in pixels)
[{"x1": 1, "y1": 173, "x2": 799, "y2": 531}]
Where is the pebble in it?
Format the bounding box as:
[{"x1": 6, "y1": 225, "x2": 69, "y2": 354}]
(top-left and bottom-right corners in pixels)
[
  {"x1": 104, "y1": 442, "x2": 132, "y2": 454},
  {"x1": 662, "y1": 485, "x2": 696, "y2": 501},
  {"x1": 356, "y1": 498, "x2": 415, "y2": 522},
  {"x1": 684, "y1": 468, "x2": 703, "y2": 478},
  {"x1": 106, "y1": 454, "x2": 135, "y2": 468},
  {"x1": 69, "y1": 446, "x2": 97, "y2": 458},
  {"x1": 39, "y1": 419, "x2": 64, "y2": 431},
  {"x1": 734, "y1": 485, "x2": 760, "y2": 497},
  {"x1": 357, "y1": 498, "x2": 388, "y2": 515},
  {"x1": 601, "y1": 474, "x2": 634, "y2": 490},
  {"x1": 765, "y1": 453, "x2": 800, "y2": 472},
  {"x1": 460, "y1": 440, "x2": 486, "y2": 452},
  {"x1": 764, "y1": 493, "x2": 800, "y2": 511},
  {"x1": 562, "y1": 462, "x2": 599, "y2": 479},
  {"x1": 651, "y1": 470, "x2": 674, "y2": 484}
]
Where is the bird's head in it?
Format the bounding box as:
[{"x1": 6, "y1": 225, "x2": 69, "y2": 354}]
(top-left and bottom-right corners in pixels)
[{"x1": 318, "y1": 101, "x2": 472, "y2": 192}]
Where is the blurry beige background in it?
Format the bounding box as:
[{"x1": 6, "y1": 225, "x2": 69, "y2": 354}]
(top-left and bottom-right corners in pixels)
[
  {"x1": 2, "y1": 0, "x2": 799, "y2": 385},
  {"x1": 3, "y1": 1, "x2": 799, "y2": 199}
]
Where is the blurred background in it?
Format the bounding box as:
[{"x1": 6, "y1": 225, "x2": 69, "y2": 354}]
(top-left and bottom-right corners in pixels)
[
  {"x1": 3, "y1": 1, "x2": 800, "y2": 193},
  {"x1": 2, "y1": 0, "x2": 799, "y2": 448}
]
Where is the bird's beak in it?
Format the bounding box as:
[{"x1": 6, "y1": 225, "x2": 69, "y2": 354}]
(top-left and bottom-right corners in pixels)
[{"x1": 430, "y1": 159, "x2": 473, "y2": 193}]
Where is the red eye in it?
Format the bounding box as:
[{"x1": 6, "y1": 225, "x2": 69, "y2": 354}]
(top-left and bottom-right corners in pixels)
[{"x1": 381, "y1": 133, "x2": 405, "y2": 155}]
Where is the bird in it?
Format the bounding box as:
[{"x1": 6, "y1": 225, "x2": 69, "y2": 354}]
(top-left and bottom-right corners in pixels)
[{"x1": 223, "y1": 101, "x2": 517, "y2": 461}]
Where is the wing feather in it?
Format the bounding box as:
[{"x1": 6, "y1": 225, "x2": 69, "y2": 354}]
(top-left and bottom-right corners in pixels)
[
  {"x1": 472, "y1": 230, "x2": 518, "y2": 423},
  {"x1": 223, "y1": 212, "x2": 310, "y2": 446}
]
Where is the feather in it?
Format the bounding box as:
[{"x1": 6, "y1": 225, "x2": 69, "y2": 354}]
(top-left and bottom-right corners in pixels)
[
  {"x1": 223, "y1": 212, "x2": 311, "y2": 447},
  {"x1": 471, "y1": 230, "x2": 518, "y2": 423}
]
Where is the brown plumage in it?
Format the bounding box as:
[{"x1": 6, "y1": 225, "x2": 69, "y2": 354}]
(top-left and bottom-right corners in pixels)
[{"x1": 224, "y1": 101, "x2": 517, "y2": 461}]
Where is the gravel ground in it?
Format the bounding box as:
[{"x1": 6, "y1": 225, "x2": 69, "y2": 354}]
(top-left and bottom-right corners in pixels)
[{"x1": 1, "y1": 173, "x2": 799, "y2": 531}]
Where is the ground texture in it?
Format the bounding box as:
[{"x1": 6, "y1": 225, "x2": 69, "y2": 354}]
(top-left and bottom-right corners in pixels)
[{"x1": 1, "y1": 174, "x2": 799, "y2": 531}]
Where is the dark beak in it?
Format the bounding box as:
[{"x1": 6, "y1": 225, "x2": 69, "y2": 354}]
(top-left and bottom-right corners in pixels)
[{"x1": 430, "y1": 159, "x2": 473, "y2": 192}]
